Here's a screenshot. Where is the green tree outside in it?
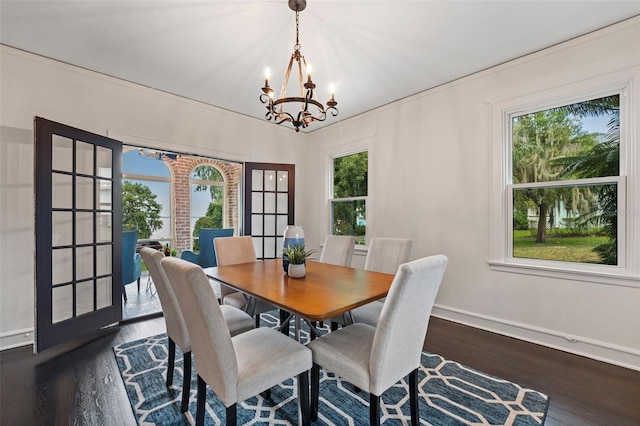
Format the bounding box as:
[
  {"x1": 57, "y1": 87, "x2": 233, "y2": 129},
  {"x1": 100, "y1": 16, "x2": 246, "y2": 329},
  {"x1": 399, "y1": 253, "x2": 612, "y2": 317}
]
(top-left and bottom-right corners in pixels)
[
  {"x1": 332, "y1": 152, "x2": 367, "y2": 239},
  {"x1": 122, "y1": 181, "x2": 163, "y2": 239},
  {"x1": 191, "y1": 200, "x2": 223, "y2": 251},
  {"x1": 552, "y1": 95, "x2": 619, "y2": 264},
  {"x1": 191, "y1": 165, "x2": 224, "y2": 251},
  {"x1": 512, "y1": 95, "x2": 619, "y2": 264},
  {"x1": 512, "y1": 108, "x2": 598, "y2": 243}
]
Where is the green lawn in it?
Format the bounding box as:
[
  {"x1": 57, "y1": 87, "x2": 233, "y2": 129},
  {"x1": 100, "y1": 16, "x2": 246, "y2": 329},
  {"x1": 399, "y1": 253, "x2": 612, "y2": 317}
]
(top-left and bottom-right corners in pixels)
[{"x1": 512, "y1": 230, "x2": 607, "y2": 263}]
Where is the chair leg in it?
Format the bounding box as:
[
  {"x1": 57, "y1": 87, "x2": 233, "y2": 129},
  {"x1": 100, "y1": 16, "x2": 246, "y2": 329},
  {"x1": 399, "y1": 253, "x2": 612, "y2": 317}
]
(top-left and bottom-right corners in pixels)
[
  {"x1": 409, "y1": 368, "x2": 419, "y2": 425},
  {"x1": 369, "y1": 393, "x2": 380, "y2": 426},
  {"x1": 310, "y1": 364, "x2": 320, "y2": 421},
  {"x1": 166, "y1": 337, "x2": 175, "y2": 387},
  {"x1": 181, "y1": 351, "x2": 192, "y2": 413},
  {"x1": 226, "y1": 404, "x2": 237, "y2": 426},
  {"x1": 330, "y1": 321, "x2": 339, "y2": 331},
  {"x1": 137, "y1": 276, "x2": 141, "y2": 292},
  {"x1": 298, "y1": 371, "x2": 310, "y2": 426},
  {"x1": 196, "y1": 375, "x2": 206, "y2": 426},
  {"x1": 123, "y1": 286, "x2": 127, "y2": 302},
  {"x1": 255, "y1": 313, "x2": 261, "y2": 329}
]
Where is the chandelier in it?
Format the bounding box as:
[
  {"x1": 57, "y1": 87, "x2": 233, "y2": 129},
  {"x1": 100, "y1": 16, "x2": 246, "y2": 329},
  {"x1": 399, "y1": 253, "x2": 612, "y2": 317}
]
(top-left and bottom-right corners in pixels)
[{"x1": 260, "y1": 0, "x2": 338, "y2": 132}]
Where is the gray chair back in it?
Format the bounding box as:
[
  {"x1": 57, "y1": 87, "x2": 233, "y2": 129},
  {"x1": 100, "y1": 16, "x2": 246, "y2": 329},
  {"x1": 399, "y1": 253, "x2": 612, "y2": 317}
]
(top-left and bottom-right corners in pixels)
[
  {"x1": 214, "y1": 236, "x2": 257, "y2": 301},
  {"x1": 369, "y1": 254, "x2": 448, "y2": 395},
  {"x1": 319, "y1": 235, "x2": 356, "y2": 266},
  {"x1": 365, "y1": 238, "x2": 412, "y2": 274},
  {"x1": 161, "y1": 257, "x2": 240, "y2": 405},
  {"x1": 140, "y1": 248, "x2": 190, "y2": 352}
]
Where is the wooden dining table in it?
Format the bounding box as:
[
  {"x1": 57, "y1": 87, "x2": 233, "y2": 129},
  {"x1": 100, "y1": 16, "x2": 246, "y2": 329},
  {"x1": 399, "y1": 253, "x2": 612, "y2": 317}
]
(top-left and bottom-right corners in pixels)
[{"x1": 204, "y1": 258, "x2": 394, "y2": 340}]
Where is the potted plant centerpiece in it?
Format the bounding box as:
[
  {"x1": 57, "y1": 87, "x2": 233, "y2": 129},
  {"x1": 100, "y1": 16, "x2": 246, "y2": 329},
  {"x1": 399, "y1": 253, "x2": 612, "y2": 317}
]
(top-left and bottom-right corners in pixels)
[{"x1": 282, "y1": 244, "x2": 315, "y2": 278}]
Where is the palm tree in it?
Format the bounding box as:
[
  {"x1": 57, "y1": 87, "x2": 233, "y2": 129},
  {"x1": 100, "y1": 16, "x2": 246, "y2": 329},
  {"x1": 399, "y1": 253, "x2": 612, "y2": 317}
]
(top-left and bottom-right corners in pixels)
[
  {"x1": 512, "y1": 108, "x2": 593, "y2": 243},
  {"x1": 551, "y1": 95, "x2": 619, "y2": 264}
]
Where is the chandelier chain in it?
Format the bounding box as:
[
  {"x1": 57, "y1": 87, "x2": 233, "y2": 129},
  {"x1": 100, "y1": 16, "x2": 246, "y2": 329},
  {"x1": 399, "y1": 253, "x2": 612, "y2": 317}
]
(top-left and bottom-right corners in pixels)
[{"x1": 295, "y1": 11, "x2": 300, "y2": 49}]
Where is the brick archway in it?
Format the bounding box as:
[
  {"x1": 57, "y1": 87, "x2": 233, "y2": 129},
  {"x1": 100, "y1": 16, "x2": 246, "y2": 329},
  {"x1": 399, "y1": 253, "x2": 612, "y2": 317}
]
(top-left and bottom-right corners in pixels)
[{"x1": 165, "y1": 157, "x2": 242, "y2": 252}]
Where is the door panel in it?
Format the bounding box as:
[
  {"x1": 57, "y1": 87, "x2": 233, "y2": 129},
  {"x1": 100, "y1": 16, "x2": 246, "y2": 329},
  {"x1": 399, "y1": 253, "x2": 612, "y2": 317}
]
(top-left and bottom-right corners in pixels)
[
  {"x1": 35, "y1": 117, "x2": 122, "y2": 352},
  {"x1": 244, "y1": 163, "x2": 295, "y2": 259}
]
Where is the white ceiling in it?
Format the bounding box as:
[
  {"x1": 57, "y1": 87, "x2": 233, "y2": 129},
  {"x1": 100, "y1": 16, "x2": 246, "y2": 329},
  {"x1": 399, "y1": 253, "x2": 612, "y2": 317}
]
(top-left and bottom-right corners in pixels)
[{"x1": 1, "y1": 1, "x2": 639, "y2": 132}]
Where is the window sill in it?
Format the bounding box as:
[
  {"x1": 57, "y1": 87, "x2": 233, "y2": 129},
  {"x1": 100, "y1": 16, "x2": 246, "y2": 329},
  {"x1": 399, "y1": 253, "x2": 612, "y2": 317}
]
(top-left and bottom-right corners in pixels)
[
  {"x1": 353, "y1": 245, "x2": 368, "y2": 256},
  {"x1": 488, "y1": 260, "x2": 640, "y2": 288}
]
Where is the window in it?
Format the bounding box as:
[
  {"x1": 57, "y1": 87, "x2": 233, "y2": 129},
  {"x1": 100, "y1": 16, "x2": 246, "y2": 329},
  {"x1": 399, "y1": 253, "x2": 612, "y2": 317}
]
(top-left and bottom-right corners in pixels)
[
  {"x1": 510, "y1": 95, "x2": 621, "y2": 265},
  {"x1": 330, "y1": 151, "x2": 368, "y2": 244},
  {"x1": 490, "y1": 74, "x2": 639, "y2": 284},
  {"x1": 190, "y1": 165, "x2": 225, "y2": 251}
]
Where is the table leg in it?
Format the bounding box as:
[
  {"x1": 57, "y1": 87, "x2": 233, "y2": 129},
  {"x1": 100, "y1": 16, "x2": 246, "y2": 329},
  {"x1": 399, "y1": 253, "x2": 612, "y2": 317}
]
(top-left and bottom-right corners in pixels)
[{"x1": 294, "y1": 315, "x2": 301, "y2": 342}]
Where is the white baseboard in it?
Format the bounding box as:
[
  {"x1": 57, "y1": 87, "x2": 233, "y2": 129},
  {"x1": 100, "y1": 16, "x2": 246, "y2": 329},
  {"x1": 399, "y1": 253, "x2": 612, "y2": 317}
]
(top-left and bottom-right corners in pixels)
[
  {"x1": 431, "y1": 304, "x2": 640, "y2": 372},
  {"x1": 0, "y1": 327, "x2": 34, "y2": 351}
]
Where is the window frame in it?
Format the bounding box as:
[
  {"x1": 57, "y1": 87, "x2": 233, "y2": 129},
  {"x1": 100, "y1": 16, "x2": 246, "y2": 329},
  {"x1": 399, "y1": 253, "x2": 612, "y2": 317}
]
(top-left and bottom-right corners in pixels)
[
  {"x1": 323, "y1": 138, "x2": 372, "y2": 246},
  {"x1": 507, "y1": 176, "x2": 626, "y2": 270},
  {"x1": 489, "y1": 71, "x2": 639, "y2": 287}
]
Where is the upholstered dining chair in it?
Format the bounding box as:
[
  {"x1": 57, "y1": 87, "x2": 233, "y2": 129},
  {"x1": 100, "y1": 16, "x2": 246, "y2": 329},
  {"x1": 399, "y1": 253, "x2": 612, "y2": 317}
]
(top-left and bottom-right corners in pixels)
[
  {"x1": 161, "y1": 257, "x2": 312, "y2": 426},
  {"x1": 332, "y1": 237, "x2": 413, "y2": 329},
  {"x1": 351, "y1": 237, "x2": 412, "y2": 326},
  {"x1": 214, "y1": 236, "x2": 278, "y2": 328},
  {"x1": 308, "y1": 255, "x2": 448, "y2": 426},
  {"x1": 316, "y1": 235, "x2": 356, "y2": 336},
  {"x1": 319, "y1": 235, "x2": 356, "y2": 266},
  {"x1": 122, "y1": 230, "x2": 142, "y2": 302},
  {"x1": 180, "y1": 228, "x2": 234, "y2": 268},
  {"x1": 139, "y1": 248, "x2": 255, "y2": 413}
]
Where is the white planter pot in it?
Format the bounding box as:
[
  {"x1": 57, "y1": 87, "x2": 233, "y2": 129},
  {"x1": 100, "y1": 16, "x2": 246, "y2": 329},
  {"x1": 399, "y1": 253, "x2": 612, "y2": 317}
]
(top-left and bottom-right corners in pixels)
[{"x1": 288, "y1": 263, "x2": 306, "y2": 278}]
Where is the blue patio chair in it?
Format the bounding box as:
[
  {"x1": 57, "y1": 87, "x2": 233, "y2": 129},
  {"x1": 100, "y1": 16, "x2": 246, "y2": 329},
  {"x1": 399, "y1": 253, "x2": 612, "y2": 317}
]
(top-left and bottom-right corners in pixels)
[
  {"x1": 180, "y1": 228, "x2": 234, "y2": 268},
  {"x1": 122, "y1": 230, "x2": 142, "y2": 302}
]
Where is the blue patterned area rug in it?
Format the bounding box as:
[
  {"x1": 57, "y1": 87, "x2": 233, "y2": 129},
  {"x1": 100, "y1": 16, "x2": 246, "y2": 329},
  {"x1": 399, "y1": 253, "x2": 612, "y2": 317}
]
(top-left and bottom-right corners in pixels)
[{"x1": 113, "y1": 314, "x2": 549, "y2": 425}]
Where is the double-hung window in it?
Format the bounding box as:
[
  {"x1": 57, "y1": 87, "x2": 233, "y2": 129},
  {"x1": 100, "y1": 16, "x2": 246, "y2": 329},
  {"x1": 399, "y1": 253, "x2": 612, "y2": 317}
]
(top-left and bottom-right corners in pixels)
[
  {"x1": 490, "y1": 75, "x2": 638, "y2": 283},
  {"x1": 510, "y1": 94, "x2": 622, "y2": 265},
  {"x1": 330, "y1": 151, "x2": 368, "y2": 244}
]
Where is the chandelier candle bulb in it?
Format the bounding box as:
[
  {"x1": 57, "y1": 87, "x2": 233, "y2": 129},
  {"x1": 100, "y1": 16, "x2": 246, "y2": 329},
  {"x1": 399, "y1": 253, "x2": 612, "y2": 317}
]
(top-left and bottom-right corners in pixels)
[
  {"x1": 307, "y1": 64, "x2": 312, "y2": 82},
  {"x1": 265, "y1": 68, "x2": 270, "y2": 86}
]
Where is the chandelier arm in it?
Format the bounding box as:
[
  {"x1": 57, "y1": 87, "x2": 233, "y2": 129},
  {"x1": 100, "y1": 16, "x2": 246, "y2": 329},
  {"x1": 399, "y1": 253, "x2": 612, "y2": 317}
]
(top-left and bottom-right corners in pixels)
[
  {"x1": 259, "y1": 93, "x2": 273, "y2": 105},
  {"x1": 297, "y1": 57, "x2": 306, "y2": 98},
  {"x1": 309, "y1": 109, "x2": 328, "y2": 123},
  {"x1": 280, "y1": 53, "x2": 296, "y2": 100},
  {"x1": 275, "y1": 114, "x2": 294, "y2": 125}
]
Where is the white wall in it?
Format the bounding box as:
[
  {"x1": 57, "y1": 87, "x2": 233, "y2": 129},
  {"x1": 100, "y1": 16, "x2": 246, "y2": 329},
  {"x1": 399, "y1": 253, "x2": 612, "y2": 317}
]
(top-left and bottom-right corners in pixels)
[
  {"x1": 302, "y1": 18, "x2": 640, "y2": 370},
  {"x1": 1, "y1": 17, "x2": 639, "y2": 370},
  {"x1": 0, "y1": 45, "x2": 309, "y2": 349}
]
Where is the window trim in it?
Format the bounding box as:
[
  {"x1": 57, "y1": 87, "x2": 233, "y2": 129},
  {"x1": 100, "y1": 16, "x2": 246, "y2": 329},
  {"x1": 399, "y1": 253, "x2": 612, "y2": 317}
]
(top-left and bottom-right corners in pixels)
[
  {"x1": 489, "y1": 70, "x2": 639, "y2": 287},
  {"x1": 329, "y1": 151, "x2": 368, "y2": 243}
]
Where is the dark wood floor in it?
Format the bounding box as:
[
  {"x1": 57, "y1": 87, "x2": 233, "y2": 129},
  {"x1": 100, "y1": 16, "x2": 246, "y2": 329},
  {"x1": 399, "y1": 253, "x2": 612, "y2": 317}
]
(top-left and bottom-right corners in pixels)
[{"x1": 1, "y1": 316, "x2": 638, "y2": 426}]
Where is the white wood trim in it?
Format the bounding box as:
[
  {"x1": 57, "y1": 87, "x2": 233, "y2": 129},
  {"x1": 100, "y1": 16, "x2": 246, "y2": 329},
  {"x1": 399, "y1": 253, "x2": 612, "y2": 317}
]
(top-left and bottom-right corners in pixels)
[
  {"x1": 0, "y1": 327, "x2": 34, "y2": 351},
  {"x1": 432, "y1": 304, "x2": 640, "y2": 371}
]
